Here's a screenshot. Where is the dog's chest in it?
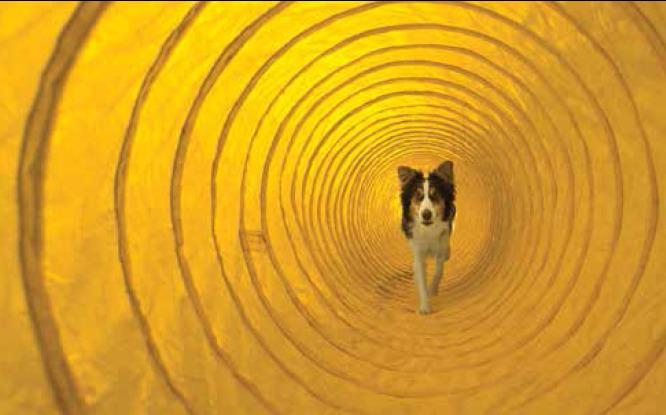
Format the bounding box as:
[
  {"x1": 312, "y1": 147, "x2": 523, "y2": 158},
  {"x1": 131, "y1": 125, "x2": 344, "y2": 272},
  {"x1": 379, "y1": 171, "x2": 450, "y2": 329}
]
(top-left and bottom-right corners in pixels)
[{"x1": 409, "y1": 221, "x2": 450, "y2": 255}]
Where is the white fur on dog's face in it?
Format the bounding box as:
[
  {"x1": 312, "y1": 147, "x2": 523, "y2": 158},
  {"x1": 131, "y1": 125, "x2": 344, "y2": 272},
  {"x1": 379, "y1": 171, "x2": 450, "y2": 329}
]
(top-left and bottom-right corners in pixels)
[
  {"x1": 420, "y1": 179, "x2": 436, "y2": 223},
  {"x1": 410, "y1": 176, "x2": 445, "y2": 227}
]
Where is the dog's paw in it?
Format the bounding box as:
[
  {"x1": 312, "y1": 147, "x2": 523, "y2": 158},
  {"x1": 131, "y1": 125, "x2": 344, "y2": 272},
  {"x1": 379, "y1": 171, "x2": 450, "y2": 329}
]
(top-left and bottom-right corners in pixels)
[{"x1": 418, "y1": 304, "x2": 432, "y2": 315}]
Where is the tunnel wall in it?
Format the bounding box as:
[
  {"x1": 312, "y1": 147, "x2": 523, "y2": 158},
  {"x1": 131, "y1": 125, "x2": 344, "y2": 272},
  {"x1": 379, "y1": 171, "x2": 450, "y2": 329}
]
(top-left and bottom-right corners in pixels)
[{"x1": 2, "y1": 2, "x2": 666, "y2": 414}]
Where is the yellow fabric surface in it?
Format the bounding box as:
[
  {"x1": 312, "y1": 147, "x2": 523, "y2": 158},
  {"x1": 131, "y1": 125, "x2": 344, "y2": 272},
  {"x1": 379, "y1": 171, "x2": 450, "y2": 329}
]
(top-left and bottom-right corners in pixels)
[{"x1": 3, "y1": 1, "x2": 666, "y2": 414}]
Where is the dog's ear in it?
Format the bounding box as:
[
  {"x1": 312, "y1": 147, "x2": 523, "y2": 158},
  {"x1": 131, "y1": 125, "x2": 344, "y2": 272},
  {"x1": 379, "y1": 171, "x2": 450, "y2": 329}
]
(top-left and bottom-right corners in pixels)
[
  {"x1": 398, "y1": 166, "x2": 416, "y2": 186},
  {"x1": 435, "y1": 161, "x2": 454, "y2": 183}
]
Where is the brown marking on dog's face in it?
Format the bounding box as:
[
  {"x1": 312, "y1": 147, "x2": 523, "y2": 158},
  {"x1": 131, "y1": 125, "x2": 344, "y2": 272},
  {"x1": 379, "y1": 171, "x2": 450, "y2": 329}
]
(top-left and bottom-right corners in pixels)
[{"x1": 410, "y1": 185, "x2": 424, "y2": 221}]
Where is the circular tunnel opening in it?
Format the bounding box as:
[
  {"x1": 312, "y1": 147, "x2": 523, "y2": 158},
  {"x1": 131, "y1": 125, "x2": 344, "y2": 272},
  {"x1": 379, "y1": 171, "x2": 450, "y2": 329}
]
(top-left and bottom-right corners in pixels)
[{"x1": 8, "y1": 2, "x2": 664, "y2": 415}]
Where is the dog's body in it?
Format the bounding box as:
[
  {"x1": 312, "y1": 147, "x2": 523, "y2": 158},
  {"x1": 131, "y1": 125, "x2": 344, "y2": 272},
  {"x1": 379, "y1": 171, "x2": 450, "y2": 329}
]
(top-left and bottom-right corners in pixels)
[{"x1": 398, "y1": 162, "x2": 456, "y2": 314}]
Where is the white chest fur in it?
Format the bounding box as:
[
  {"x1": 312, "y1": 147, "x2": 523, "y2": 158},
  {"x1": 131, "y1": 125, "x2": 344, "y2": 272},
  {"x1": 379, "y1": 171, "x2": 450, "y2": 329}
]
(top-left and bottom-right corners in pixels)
[{"x1": 409, "y1": 220, "x2": 451, "y2": 257}]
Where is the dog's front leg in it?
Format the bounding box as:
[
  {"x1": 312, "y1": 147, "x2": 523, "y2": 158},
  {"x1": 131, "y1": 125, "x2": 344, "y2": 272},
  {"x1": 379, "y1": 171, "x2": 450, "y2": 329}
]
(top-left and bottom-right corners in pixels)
[
  {"x1": 413, "y1": 250, "x2": 431, "y2": 314},
  {"x1": 429, "y1": 253, "x2": 445, "y2": 296}
]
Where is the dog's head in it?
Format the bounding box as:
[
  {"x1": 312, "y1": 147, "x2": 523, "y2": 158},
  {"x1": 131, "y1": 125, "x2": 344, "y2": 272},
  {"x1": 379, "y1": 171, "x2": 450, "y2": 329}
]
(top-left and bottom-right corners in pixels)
[{"x1": 398, "y1": 161, "x2": 456, "y2": 236}]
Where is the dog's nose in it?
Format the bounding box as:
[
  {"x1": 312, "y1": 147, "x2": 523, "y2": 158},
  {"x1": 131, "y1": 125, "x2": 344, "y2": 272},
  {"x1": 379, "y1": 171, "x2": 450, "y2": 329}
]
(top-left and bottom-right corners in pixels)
[{"x1": 422, "y1": 210, "x2": 432, "y2": 221}]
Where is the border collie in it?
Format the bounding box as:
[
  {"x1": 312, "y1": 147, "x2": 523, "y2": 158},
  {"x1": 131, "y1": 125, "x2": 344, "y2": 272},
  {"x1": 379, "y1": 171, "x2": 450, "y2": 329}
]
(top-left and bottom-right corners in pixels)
[{"x1": 398, "y1": 161, "x2": 456, "y2": 314}]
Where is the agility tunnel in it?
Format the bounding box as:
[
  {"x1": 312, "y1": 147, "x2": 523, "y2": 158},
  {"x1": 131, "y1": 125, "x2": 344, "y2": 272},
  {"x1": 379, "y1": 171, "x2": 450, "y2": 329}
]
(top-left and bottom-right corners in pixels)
[{"x1": 3, "y1": 2, "x2": 666, "y2": 414}]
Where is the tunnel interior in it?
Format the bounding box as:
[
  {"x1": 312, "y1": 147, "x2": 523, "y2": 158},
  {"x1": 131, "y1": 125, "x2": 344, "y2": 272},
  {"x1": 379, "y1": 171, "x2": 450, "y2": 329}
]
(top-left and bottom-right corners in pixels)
[{"x1": 3, "y1": 2, "x2": 666, "y2": 414}]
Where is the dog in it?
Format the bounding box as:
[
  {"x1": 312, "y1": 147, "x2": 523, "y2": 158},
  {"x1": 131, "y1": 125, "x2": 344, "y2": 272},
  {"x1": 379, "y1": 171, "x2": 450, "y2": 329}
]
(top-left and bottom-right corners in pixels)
[{"x1": 398, "y1": 161, "x2": 456, "y2": 314}]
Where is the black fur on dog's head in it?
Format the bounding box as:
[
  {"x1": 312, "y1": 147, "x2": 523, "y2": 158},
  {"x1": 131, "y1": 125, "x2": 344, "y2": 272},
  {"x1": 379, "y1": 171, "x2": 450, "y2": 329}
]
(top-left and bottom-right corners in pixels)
[
  {"x1": 399, "y1": 167, "x2": 424, "y2": 238},
  {"x1": 398, "y1": 162, "x2": 456, "y2": 238}
]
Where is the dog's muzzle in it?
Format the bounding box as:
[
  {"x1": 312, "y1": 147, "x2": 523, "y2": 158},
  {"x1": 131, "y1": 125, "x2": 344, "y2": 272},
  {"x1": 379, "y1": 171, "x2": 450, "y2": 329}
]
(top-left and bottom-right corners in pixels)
[{"x1": 421, "y1": 209, "x2": 433, "y2": 226}]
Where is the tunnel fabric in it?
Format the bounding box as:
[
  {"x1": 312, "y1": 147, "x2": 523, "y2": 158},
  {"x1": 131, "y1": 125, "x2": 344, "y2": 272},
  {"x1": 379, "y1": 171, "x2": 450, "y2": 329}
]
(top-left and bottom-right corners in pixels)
[{"x1": 2, "y1": 2, "x2": 666, "y2": 414}]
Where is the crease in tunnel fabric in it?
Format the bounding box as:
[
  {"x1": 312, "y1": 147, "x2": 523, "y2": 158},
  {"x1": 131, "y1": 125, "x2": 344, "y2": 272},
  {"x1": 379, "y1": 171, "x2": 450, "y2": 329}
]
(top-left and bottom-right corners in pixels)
[{"x1": 2, "y1": 1, "x2": 666, "y2": 414}]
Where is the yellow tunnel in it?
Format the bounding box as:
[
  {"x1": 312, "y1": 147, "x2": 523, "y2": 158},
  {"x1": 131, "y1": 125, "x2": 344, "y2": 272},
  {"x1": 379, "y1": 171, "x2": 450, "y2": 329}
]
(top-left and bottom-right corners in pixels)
[{"x1": 3, "y1": 1, "x2": 666, "y2": 414}]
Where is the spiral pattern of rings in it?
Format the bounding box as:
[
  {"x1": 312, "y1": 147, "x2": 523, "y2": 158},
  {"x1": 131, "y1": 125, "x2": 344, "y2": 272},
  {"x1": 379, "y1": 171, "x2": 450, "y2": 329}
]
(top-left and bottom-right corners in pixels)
[{"x1": 3, "y1": 2, "x2": 666, "y2": 414}]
